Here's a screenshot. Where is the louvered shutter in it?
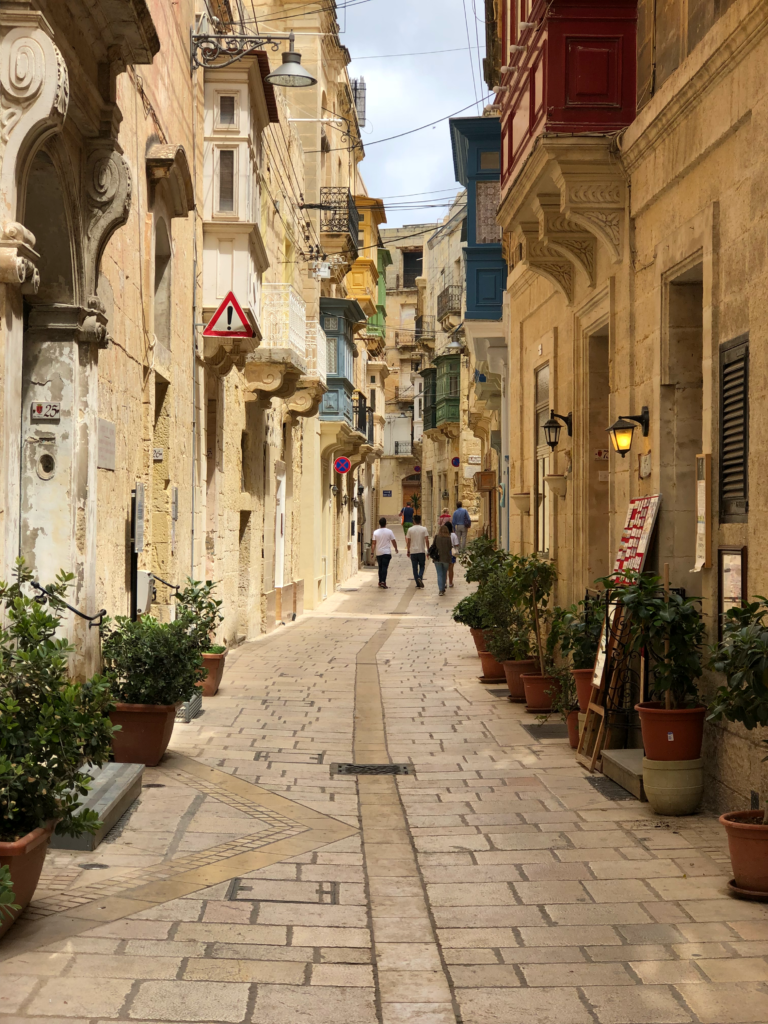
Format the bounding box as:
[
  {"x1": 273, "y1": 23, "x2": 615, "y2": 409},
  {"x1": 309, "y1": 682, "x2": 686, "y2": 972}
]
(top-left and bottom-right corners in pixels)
[{"x1": 720, "y1": 339, "x2": 748, "y2": 521}]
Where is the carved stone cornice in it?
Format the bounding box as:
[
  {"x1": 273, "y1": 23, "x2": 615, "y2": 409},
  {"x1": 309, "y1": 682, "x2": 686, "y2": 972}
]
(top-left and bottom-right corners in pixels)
[
  {"x1": 24, "y1": 302, "x2": 108, "y2": 346},
  {"x1": 534, "y1": 194, "x2": 596, "y2": 287},
  {"x1": 518, "y1": 222, "x2": 573, "y2": 303},
  {"x1": 551, "y1": 165, "x2": 624, "y2": 264},
  {"x1": 84, "y1": 144, "x2": 131, "y2": 297}
]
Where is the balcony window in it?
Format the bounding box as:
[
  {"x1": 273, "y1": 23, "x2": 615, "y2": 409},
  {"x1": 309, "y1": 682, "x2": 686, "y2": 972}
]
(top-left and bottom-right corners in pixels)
[
  {"x1": 218, "y1": 149, "x2": 235, "y2": 213},
  {"x1": 326, "y1": 336, "x2": 338, "y2": 374},
  {"x1": 218, "y1": 95, "x2": 236, "y2": 127},
  {"x1": 479, "y1": 150, "x2": 500, "y2": 170},
  {"x1": 402, "y1": 250, "x2": 423, "y2": 289}
]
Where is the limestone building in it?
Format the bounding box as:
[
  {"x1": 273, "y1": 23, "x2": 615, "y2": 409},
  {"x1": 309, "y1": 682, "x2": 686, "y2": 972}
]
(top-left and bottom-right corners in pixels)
[{"x1": 485, "y1": 0, "x2": 768, "y2": 809}]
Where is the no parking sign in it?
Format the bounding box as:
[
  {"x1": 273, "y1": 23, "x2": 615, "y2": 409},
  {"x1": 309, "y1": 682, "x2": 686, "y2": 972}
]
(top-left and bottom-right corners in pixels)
[{"x1": 334, "y1": 456, "x2": 351, "y2": 475}]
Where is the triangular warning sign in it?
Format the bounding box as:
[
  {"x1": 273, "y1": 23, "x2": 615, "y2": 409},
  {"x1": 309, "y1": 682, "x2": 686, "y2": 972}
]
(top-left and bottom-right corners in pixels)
[{"x1": 202, "y1": 291, "x2": 254, "y2": 338}]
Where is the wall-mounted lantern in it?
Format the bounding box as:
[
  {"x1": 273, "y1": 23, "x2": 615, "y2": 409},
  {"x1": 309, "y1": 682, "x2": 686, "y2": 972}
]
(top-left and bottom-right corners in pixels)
[
  {"x1": 331, "y1": 484, "x2": 339, "y2": 496},
  {"x1": 542, "y1": 409, "x2": 572, "y2": 451},
  {"x1": 607, "y1": 406, "x2": 649, "y2": 458}
]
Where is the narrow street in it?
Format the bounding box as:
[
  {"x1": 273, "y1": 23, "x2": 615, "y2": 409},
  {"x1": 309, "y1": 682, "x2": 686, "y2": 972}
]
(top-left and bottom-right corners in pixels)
[{"x1": 1, "y1": 531, "x2": 766, "y2": 1024}]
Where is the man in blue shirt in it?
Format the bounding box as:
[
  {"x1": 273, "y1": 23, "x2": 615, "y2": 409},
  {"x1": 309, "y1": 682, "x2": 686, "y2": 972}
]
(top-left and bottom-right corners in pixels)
[
  {"x1": 400, "y1": 502, "x2": 415, "y2": 536},
  {"x1": 452, "y1": 502, "x2": 471, "y2": 552}
]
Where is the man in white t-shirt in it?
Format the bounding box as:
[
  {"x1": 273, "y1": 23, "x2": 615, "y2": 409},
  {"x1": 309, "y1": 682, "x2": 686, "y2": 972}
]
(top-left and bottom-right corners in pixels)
[
  {"x1": 371, "y1": 517, "x2": 398, "y2": 589},
  {"x1": 405, "y1": 515, "x2": 429, "y2": 589}
]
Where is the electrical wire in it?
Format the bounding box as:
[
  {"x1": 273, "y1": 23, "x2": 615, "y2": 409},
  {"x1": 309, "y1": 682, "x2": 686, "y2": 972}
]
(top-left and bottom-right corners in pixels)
[
  {"x1": 461, "y1": 0, "x2": 481, "y2": 115},
  {"x1": 471, "y1": 0, "x2": 486, "y2": 103},
  {"x1": 350, "y1": 45, "x2": 483, "y2": 60},
  {"x1": 242, "y1": 0, "x2": 374, "y2": 24}
]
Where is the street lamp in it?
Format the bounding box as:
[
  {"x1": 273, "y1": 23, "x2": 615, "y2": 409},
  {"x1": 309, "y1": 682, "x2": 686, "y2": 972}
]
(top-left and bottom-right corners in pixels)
[
  {"x1": 607, "y1": 406, "x2": 649, "y2": 458},
  {"x1": 542, "y1": 409, "x2": 572, "y2": 452},
  {"x1": 264, "y1": 33, "x2": 317, "y2": 87}
]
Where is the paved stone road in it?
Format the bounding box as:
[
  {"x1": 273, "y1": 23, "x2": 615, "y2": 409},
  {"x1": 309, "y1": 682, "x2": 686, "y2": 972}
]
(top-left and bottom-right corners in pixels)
[{"x1": 2, "y1": 532, "x2": 768, "y2": 1023}]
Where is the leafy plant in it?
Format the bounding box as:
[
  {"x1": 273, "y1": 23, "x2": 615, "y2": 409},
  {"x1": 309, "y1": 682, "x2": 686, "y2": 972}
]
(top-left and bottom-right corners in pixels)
[
  {"x1": 101, "y1": 614, "x2": 206, "y2": 706},
  {"x1": 207, "y1": 644, "x2": 226, "y2": 655},
  {"x1": 475, "y1": 564, "x2": 517, "y2": 631},
  {"x1": 0, "y1": 560, "x2": 115, "y2": 842},
  {"x1": 176, "y1": 580, "x2": 224, "y2": 653},
  {"x1": 452, "y1": 593, "x2": 487, "y2": 630},
  {"x1": 459, "y1": 536, "x2": 508, "y2": 586},
  {"x1": 0, "y1": 864, "x2": 19, "y2": 921},
  {"x1": 560, "y1": 598, "x2": 603, "y2": 671},
  {"x1": 507, "y1": 555, "x2": 559, "y2": 674},
  {"x1": 537, "y1": 667, "x2": 577, "y2": 725},
  {"x1": 409, "y1": 492, "x2": 421, "y2": 512},
  {"x1": 485, "y1": 606, "x2": 533, "y2": 663},
  {"x1": 600, "y1": 570, "x2": 705, "y2": 708}
]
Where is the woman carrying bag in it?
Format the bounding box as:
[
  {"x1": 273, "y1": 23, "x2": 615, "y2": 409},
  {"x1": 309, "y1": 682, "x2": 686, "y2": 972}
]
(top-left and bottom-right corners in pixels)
[{"x1": 431, "y1": 523, "x2": 454, "y2": 596}]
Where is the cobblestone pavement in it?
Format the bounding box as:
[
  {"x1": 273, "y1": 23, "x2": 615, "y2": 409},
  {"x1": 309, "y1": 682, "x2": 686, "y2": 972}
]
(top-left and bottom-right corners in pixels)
[{"x1": 2, "y1": 532, "x2": 768, "y2": 1023}]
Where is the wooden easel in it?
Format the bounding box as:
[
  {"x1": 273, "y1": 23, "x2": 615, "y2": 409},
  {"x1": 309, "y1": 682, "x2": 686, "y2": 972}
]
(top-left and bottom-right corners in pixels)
[{"x1": 576, "y1": 604, "x2": 631, "y2": 772}]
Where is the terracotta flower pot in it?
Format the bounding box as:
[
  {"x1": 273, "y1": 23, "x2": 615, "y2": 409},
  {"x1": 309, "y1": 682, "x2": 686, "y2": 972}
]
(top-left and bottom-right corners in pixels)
[
  {"x1": 566, "y1": 709, "x2": 580, "y2": 749},
  {"x1": 201, "y1": 651, "x2": 226, "y2": 696},
  {"x1": 720, "y1": 810, "x2": 768, "y2": 896},
  {"x1": 522, "y1": 673, "x2": 558, "y2": 712},
  {"x1": 635, "y1": 702, "x2": 706, "y2": 761},
  {"x1": 478, "y1": 649, "x2": 506, "y2": 680},
  {"x1": 0, "y1": 821, "x2": 55, "y2": 940},
  {"x1": 110, "y1": 702, "x2": 178, "y2": 767},
  {"x1": 470, "y1": 628, "x2": 487, "y2": 654},
  {"x1": 573, "y1": 669, "x2": 594, "y2": 713},
  {"x1": 503, "y1": 659, "x2": 537, "y2": 700}
]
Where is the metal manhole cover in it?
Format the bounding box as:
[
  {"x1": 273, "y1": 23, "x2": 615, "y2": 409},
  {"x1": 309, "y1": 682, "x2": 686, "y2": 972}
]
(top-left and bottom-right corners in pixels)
[
  {"x1": 520, "y1": 722, "x2": 569, "y2": 741},
  {"x1": 586, "y1": 776, "x2": 636, "y2": 801},
  {"x1": 330, "y1": 763, "x2": 414, "y2": 776}
]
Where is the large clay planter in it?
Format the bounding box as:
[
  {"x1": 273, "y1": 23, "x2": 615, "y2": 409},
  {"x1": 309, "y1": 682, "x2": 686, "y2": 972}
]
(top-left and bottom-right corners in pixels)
[
  {"x1": 721, "y1": 810, "x2": 768, "y2": 897},
  {"x1": 201, "y1": 652, "x2": 226, "y2": 696},
  {"x1": 643, "y1": 757, "x2": 703, "y2": 816},
  {"x1": 522, "y1": 673, "x2": 558, "y2": 713},
  {"x1": 503, "y1": 659, "x2": 537, "y2": 701},
  {"x1": 0, "y1": 822, "x2": 55, "y2": 940},
  {"x1": 566, "y1": 709, "x2": 580, "y2": 749},
  {"x1": 478, "y1": 649, "x2": 506, "y2": 680},
  {"x1": 573, "y1": 669, "x2": 594, "y2": 713},
  {"x1": 110, "y1": 703, "x2": 177, "y2": 767},
  {"x1": 635, "y1": 702, "x2": 706, "y2": 761},
  {"x1": 470, "y1": 628, "x2": 487, "y2": 654}
]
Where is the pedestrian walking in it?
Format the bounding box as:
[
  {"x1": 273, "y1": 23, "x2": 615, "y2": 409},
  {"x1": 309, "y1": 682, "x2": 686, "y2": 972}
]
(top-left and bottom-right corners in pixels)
[
  {"x1": 400, "y1": 501, "x2": 415, "y2": 536},
  {"x1": 371, "y1": 517, "x2": 398, "y2": 589},
  {"x1": 406, "y1": 514, "x2": 429, "y2": 588},
  {"x1": 438, "y1": 507, "x2": 452, "y2": 529},
  {"x1": 452, "y1": 501, "x2": 471, "y2": 552},
  {"x1": 431, "y1": 523, "x2": 454, "y2": 596},
  {"x1": 448, "y1": 528, "x2": 459, "y2": 588}
]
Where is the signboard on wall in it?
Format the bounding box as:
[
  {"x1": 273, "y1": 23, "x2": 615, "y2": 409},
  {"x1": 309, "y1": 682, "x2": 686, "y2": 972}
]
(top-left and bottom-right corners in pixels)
[
  {"x1": 383, "y1": 490, "x2": 392, "y2": 497},
  {"x1": 613, "y1": 494, "x2": 661, "y2": 576}
]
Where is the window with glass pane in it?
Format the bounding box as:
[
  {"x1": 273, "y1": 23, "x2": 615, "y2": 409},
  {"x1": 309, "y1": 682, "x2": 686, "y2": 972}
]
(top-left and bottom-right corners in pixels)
[
  {"x1": 326, "y1": 336, "x2": 338, "y2": 374},
  {"x1": 219, "y1": 150, "x2": 235, "y2": 212},
  {"x1": 219, "y1": 95, "x2": 236, "y2": 126},
  {"x1": 535, "y1": 364, "x2": 550, "y2": 555}
]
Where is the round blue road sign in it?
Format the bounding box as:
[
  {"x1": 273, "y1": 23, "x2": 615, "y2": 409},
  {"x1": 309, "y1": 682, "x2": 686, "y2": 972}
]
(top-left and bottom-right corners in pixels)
[
  {"x1": 452, "y1": 456, "x2": 460, "y2": 468},
  {"x1": 334, "y1": 456, "x2": 351, "y2": 474}
]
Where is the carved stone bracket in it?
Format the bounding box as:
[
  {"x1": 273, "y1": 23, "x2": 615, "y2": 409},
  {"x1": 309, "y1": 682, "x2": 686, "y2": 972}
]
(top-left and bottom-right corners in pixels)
[
  {"x1": 243, "y1": 348, "x2": 304, "y2": 402},
  {"x1": 0, "y1": 219, "x2": 37, "y2": 289},
  {"x1": 25, "y1": 302, "x2": 107, "y2": 346},
  {"x1": 146, "y1": 144, "x2": 194, "y2": 219},
  {"x1": 286, "y1": 382, "x2": 326, "y2": 419},
  {"x1": 84, "y1": 144, "x2": 131, "y2": 297},
  {"x1": 203, "y1": 337, "x2": 248, "y2": 377},
  {"x1": 518, "y1": 222, "x2": 573, "y2": 303},
  {"x1": 534, "y1": 194, "x2": 596, "y2": 288},
  {"x1": 552, "y1": 165, "x2": 624, "y2": 264}
]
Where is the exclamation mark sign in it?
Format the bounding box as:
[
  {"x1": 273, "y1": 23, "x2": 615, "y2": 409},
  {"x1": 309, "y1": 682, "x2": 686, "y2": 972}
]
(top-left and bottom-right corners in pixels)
[{"x1": 227, "y1": 305, "x2": 233, "y2": 331}]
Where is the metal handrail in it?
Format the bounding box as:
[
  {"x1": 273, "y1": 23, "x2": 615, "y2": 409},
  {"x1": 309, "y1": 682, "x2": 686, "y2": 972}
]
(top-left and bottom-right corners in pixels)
[
  {"x1": 31, "y1": 581, "x2": 107, "y2": 629},
  {"x1": 151, "y1": 573, "x2": 180, "y2": 595}
]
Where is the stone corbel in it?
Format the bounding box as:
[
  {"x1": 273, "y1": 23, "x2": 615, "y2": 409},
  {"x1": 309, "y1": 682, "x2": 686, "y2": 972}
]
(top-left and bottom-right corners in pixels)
[
  {"x1": 286, "y1": 382, "x2": 326, "y2": 419},
  {"x1": 518, "y1": 222, "x2": 573, "y2": 303},
  {"x1": 0, "y1": 17, "x2": 69, "y2": 224},
  {"x1": 534, "y1": 194, "x2": 596, "y2": 288},
  {"x1": 146, "y1": 144, "x2": 194, "y2": 219},
  {"x1": 204, "y1": 338, "x2": 248, "y2": 376},
  {"x1": 0, "y1": 220, "x2": 38, "y2": 290},
  {"x1": 552, "y1": 166, "x2": 624, "y2": 264},
  {"x1": 84, "y1": 144, "x2": 132, "y2": 298},
  {"x1": 243, "y1": 351, "x2": 303, "y2": 402}
]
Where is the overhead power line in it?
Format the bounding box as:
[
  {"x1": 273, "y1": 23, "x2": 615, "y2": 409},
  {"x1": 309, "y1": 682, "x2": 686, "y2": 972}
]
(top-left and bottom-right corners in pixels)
[{"x1": 351, "y1": 45, "x2": 483, "y2": 60}]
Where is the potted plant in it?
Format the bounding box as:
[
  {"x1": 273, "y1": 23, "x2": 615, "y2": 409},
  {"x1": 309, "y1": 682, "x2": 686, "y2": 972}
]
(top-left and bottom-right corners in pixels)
[
  {"x1": 604, "y1": 570, "x2": 706, "y2": 815},
  {"x1": 473, "y1": 563, "x2": 518, "y2": 680},
  {"x1": 709, "y1": 600, "x2": 768, "y2": 897},
  {"x1": 101, "y1": 604, "x2": 207, "y2": 766},
  {"x1": 452, "y1": 593, "x2": 490, "y2": 653},
  {"x1": 536, "y1": 668, "x2": 580, "y2": 748},
  {"x1": 508, "y1": 555, "x2": 559, "y2": 711},
  {"x1": 0, "y1": 562, "x2": 115, "y2": 938},
  {"x1": 486, "y1": 608, "x2": 536, "y2": 701},
  {"x1": 177, "y1": 581, "x2": 225, "y2": 696},
  {"x1": 560, "y1": 598, "x2": 603, "y2": 711}
]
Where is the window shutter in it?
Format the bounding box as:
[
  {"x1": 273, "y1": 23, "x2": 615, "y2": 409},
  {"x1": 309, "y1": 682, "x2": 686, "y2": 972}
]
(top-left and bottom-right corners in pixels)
[
  {"x1": 219, "y1": 95, "x2": 236, "y2": 125},
  {"x1": 720, "y1": 339, "x2": 748, "y2": 521},
  {"x1": 219, "y1": 150, "x2": 234, "y2": 212}
]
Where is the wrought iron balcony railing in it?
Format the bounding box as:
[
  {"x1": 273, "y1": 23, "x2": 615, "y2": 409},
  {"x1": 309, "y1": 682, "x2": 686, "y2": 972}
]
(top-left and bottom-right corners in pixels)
[
  {"x1": 437, "y1": 284, "x2": 462, "y2": 322},
  {"x1": 415, "y1": 314, "x2": 435, "y2": 340},
  {"x1": 394, "y1": 441, "x2": 412, "y2": 456},
  {"x1": 320, "y1": 187, "x2": 359, "y2": 247},
  {"x1": 394, "y1": 330, "x2": 417, "y2": 349},
  {"x1": 353, "y1": 395, "x2": 368, "y2": 435}
]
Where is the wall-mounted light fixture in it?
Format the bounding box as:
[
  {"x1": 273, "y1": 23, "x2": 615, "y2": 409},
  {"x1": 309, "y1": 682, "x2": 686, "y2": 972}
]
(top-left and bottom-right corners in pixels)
[
  {"x1": 331, "y1": 484, "x2": 339, "y2": 496},
  {"x1": 607, "y1": 406, "x2": 649, "y2": 458},
  {"x1": 442, "y1": 489, "x2": 449, "y2": 500},
  {"x1": 342, "y1": 494, "x2": 348, "y2": 507},
  {"x1": 542, "y1": 409, "x2": 572, "y2": 452}
]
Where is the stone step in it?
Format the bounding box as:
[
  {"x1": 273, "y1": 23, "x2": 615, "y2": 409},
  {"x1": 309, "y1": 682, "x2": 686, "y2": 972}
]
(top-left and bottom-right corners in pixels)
[
  {"x1": 50, "y1": 762, "x2": 144, "y2": 851},
  {"x1": 601, "y1": 748, "x2": 647, "y2": 802}
]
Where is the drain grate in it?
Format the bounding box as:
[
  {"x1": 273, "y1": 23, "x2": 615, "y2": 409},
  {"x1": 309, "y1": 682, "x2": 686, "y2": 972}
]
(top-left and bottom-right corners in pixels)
[
  {"x1": 521, "y1": 722, "x2": 569, "y2": 741},
  {"x1": 330, "y1": 763, "x2": 414, "y2": 776},
  {"x1": 586, "y1": 776, "x2": 636, "y2": 801},
  {"x1": 487, "y1": 687, "x2": 511, "y2": 696}
]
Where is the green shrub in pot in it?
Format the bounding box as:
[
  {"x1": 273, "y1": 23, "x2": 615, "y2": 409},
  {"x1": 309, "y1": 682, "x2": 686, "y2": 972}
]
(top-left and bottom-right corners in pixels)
[
  {"x1": 459, "y1": 536, "x2": 508, "y2": 587},
  {"x1": 485, "y1": 607, "x2": 533, "y2": 663},
  {"x1": 507, "y1": 555, "x2": 559, "y2": 675},
  {"x1": 0, "y1": 561, "x2": 115, "y2": 842},
  {"x1": 560, "y1": 599, "x2": 603, "y2": 670},
  {"x1": 451, "y1": 593, "x2": 487, "y2": 630},
  {"x1": 0, "y1": 865, "x2": 19, "y2": 921},
  {"x1": 175, "y1": 579, "x2": 224, "y2": 653}
]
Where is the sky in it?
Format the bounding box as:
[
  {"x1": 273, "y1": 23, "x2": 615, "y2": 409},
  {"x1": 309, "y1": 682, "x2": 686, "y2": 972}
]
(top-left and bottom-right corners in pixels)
[{"x1": 340, "y1": 0, "x2": 490, "y2": 228}]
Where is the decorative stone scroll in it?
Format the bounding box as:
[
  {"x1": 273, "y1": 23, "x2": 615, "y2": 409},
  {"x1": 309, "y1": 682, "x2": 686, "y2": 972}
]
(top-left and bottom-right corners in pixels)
[
  {"x1": 84, "y1": 145, "x2": 132, "y2": 298},
  {"x1": 243, "y1": 350, "x2": 303, "y2": 402},
  {"x1": 518, "y1": 222, "x2": 573, "y2": 303},
  {"x1": 553, "y1": 166, "x2": 625, "y2": 264},
  {"x1": 0, "y1": 219, "x2": 37, "y2": 289},
  {"x1": 534, "y1": 194, "x2": 596, "y2": 288},
  {"x1": 286, "y1": 383, "x2": 325, "y2": 419}
]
